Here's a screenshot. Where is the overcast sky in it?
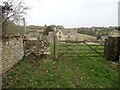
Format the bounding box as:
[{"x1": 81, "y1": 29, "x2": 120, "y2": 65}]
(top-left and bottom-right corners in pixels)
[{"x1": 1, "y1": 0, "x2": 119, "y2": 28}]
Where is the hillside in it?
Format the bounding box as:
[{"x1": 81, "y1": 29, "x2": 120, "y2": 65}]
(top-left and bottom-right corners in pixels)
[{"x1": 77, "y1": 34, "x2": 96, "y2": 41}]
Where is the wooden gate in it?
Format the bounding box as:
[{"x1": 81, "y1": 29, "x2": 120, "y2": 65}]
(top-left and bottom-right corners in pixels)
[{"x1": 54, "y1": 35, "x2": 105, "y2": 60}]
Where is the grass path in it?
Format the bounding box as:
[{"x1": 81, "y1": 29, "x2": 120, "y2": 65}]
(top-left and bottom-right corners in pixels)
[{"x1": 2, "y1": 56, "x2": 118, "y2": 88}]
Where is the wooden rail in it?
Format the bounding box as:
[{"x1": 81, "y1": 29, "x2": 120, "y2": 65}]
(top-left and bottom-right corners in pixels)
[{"x1": 53, "y1": 35, "x2": 105, "y2": 59}]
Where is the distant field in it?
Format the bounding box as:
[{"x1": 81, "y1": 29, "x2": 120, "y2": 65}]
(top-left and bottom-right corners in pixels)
[{"x1": 77, "y1": 34, "x2": 96, "y2": 41}]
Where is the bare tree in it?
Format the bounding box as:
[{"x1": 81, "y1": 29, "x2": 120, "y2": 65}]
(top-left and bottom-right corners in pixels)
[
  {"x1": 1, "y1": 0, "x2": 28, "y2": 36},
  {"x1": 2, "y1": 0, "x2": 28, "y2": 25}
]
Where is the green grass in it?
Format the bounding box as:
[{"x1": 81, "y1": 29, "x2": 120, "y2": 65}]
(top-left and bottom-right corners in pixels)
[
  {"x1": 77, "y1": 34, "x2": 96, "y2": 41},
  {"x1": 2, "y1": 43, "x2": 119, "y2": 88},
  {"x1": 58, "y1": 42, "x2": 104, "y2": 58}
]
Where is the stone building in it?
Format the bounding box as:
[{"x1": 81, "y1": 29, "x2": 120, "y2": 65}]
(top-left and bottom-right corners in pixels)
[{"x1": 48, "y1": 28, "x2": 78, "y2": 42}]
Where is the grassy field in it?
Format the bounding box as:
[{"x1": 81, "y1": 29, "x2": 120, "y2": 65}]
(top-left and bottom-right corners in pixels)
[
  {"x1": 58, "y1": 42, "x2": 104, "y2": 58},
  {"x1": 2, "y1": 43, "x2": 119, "y2": 88},
  {"x1": 77, "y1": 34, "x2": 96, "y2": 41}
]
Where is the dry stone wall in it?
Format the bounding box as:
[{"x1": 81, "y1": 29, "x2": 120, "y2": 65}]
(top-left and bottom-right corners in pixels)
[
  {"x1": 23, "y1": 36, "x2": 50, "y2": 57},
  {"x1": 2, "y1": 37, "x2": 24, "y2": 74},
  {"x1": 2, "y1": 36, "x2": 50, "y2": 74}
]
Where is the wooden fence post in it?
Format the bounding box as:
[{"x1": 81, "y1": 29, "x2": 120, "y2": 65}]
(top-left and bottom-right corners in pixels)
[
  {"x1": 104, "y1": 39, "x2": 108, "y2": 58},
  {"x1": 54, "y1": 35, "x2": 58, "y2": 60},
  {"x1": 105, "y1": 37, "x2": 120, "y2": 61}
]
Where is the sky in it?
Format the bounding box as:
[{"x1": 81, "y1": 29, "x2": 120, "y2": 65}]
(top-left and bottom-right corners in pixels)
[{"x1": 1, "y1": 0, "x2": 119, "y2": 28}]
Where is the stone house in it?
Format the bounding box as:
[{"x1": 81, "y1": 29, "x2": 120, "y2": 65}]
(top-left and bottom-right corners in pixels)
[
  {"x1": 55, "y1": 29, "x2": 66, "y2": 41},
  {"x1": 61, "y1": 28, "x2": 78, "y2": 41},
  {"x1": 48, "y1": 28, "x2": 78, "y2": 42},
  {"x1": 48, "y1": 29, "x2": 65, "y2": 42}
]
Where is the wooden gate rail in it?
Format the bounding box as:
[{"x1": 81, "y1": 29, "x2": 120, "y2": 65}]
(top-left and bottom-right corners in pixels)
[
  {"x1": 82, "y1": 41, "x2": 103, "y2": 56},
  {"x1": 54, "y1": 37, "x2": 105, "y2": 60}
]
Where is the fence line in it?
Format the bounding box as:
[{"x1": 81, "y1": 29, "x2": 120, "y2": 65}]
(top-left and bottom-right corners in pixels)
[{"x1": 54, "y1": 37, "x2": 105, "y2": 60}]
